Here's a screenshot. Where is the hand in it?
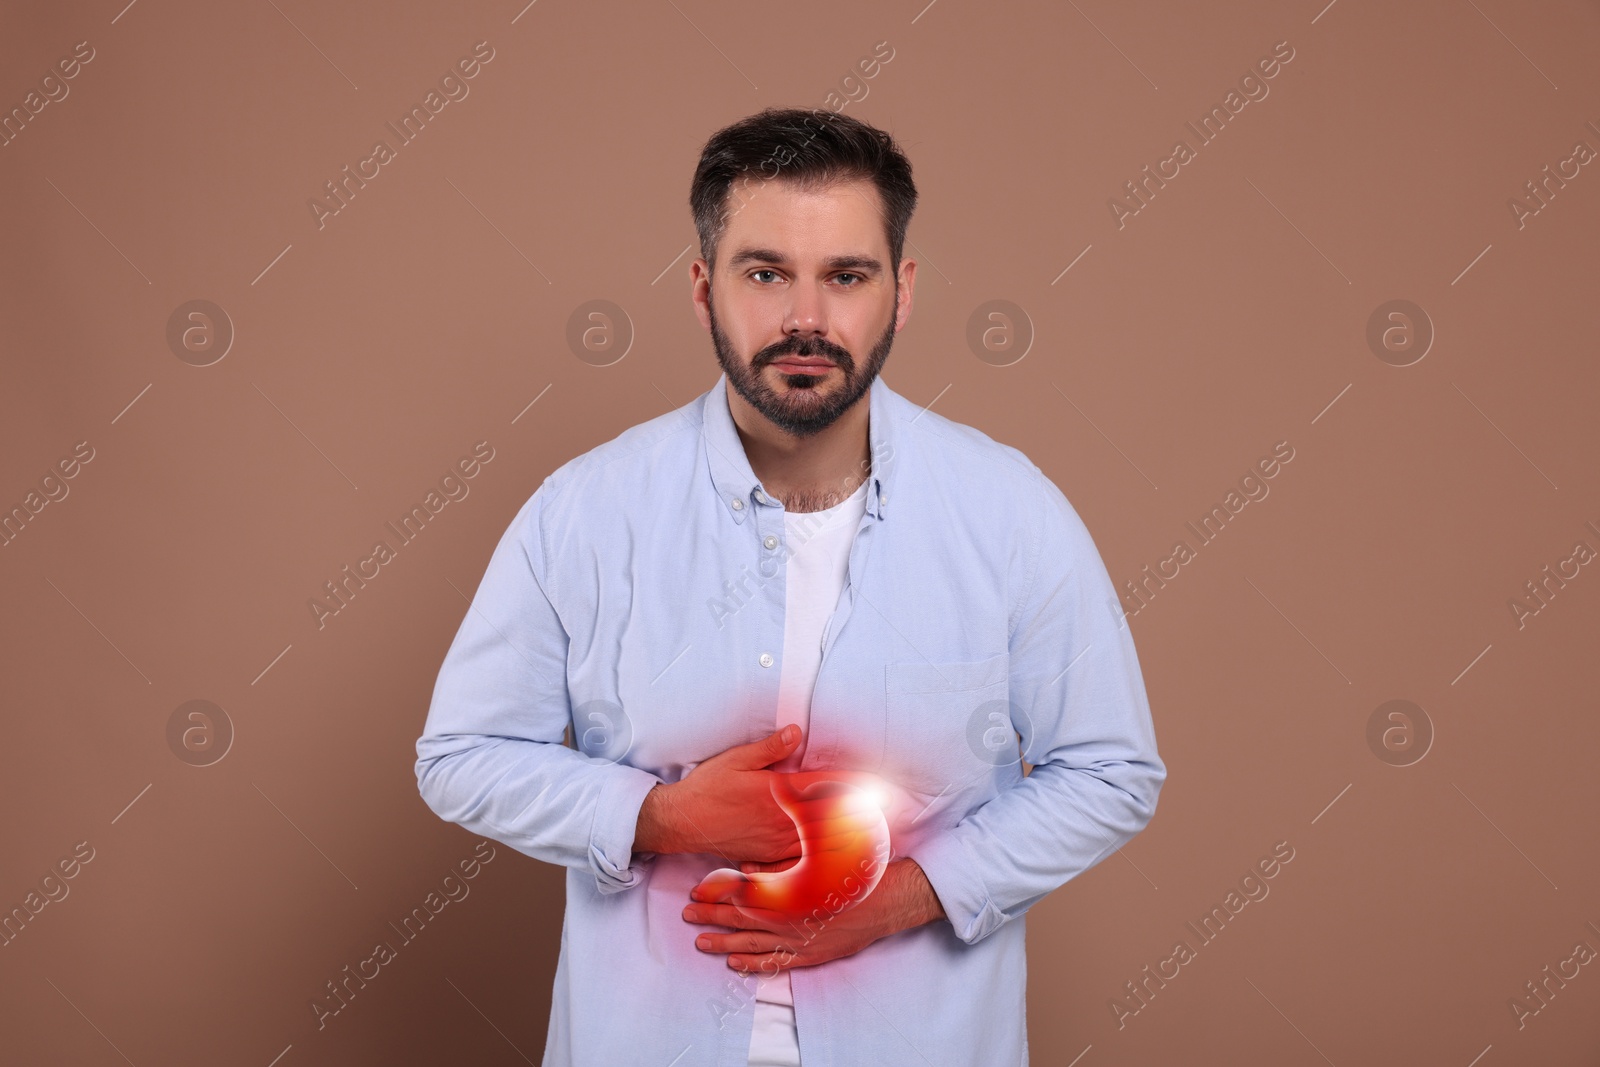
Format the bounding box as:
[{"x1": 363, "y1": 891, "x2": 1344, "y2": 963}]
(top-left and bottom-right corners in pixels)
[
  {"x1": 682, "y1": 858, "x2": 946, "y2": 973},
  {"x1": 632, "y1": 726, "x2": 805, "y2": 863},
  {"x1": 690, "y1": 776, "x2": 892, "y2": 917}
]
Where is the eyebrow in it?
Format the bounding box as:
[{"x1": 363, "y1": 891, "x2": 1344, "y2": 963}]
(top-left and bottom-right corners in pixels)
[{"x1": 725, "y1": 247, "x2": 883, "y2": 275}]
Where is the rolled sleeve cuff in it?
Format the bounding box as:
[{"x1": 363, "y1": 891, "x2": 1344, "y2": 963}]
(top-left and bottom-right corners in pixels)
[
  {"x1": 904, "y1": 830, "x2": 1006, "y2": 945},
  {"x1": 588, "y1": 763, "x2": 665, "y2": 894}
]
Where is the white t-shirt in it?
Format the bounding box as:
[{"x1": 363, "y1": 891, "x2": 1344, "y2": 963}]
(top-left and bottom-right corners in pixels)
[{"x1": 747, "y1": 477, "x2": 870, "y2": 1067}]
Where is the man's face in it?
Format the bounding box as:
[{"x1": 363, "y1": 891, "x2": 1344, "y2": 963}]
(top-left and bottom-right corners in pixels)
[{"x1": 695, "y1": 177, "x2": 912, "y2": 438}]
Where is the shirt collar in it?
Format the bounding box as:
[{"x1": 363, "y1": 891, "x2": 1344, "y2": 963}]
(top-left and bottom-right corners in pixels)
[{"x1": 702, "y1": 370, "x2": 897, "y2": 525}]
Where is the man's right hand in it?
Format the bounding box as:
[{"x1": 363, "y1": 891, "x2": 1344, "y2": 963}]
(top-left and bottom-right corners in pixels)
[{"x1": 632, "y1": 725, "x2": 807, "y2": 863}]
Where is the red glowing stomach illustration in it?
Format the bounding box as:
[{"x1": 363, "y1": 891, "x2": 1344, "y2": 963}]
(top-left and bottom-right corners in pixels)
[{"x1": 691, "y1": 774, "x2": 893, "y2": 918}]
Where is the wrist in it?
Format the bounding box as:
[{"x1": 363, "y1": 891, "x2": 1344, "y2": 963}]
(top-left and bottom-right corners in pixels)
[
  {"x1": 633, "y1": 783, "x2": 680, "y2": 855},
  {"x1": 884, "y1": 857, "x2": 944, "y2": 932}
]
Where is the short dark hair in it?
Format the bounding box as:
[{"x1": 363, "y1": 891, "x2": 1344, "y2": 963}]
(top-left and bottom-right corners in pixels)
[{"x1": 689, "y1": 107, "x2": 918, "y2": 278}]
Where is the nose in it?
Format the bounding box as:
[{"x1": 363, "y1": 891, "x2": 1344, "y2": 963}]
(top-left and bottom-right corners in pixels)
[{"x1": 783, "y1": 279, "x2": 827, "y2": 339}]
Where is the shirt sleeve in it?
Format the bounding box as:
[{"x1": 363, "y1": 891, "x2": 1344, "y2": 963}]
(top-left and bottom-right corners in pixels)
[
  {"x1": 414, "y1": 483, "x2": 663, "y2": 894},
  {"x1": 903, "y1": 469, "x2": 1166, "y2": 944}
]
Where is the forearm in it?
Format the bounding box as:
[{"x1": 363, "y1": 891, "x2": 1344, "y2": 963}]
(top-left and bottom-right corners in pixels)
[
  {"x1": 632, "y1": 781, "x2": 731, "y2": 856},
  {"x1": 906, "y1": 758, "x2": 1162, "y2": 944},
  {"x1": 879, "y1": 857, "x2": 945, "y2": 932},
  {"x1": 417, "y1": 734, "x2": 661, "y2": 889}
]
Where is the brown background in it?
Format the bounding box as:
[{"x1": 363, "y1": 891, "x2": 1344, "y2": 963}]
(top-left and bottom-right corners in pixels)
[{"x1": 2, "y1": 0, "x2": 1598, "y2": 1063}]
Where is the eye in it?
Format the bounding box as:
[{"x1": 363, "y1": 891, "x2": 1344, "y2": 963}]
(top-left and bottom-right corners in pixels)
[
  {"x1": 752, "y1": 269, "x2": 781, "y2": 284},
  {"x1": 834, "y1": 273, "x2": 862, "y2": 287}
]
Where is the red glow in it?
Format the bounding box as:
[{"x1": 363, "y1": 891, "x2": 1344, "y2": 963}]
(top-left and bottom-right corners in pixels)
[{"x1": 692, "y1": 775, "x2": 891, "y2": 918}]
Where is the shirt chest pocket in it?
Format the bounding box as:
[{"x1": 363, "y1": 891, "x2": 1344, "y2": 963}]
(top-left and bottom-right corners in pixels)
[{"x1": 881, "y1": 653, "x2": 1010, "y2": 797}]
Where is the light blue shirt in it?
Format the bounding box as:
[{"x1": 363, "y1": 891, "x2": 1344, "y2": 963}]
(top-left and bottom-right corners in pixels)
[{"x1": 415, "y1": 371, "x2": 1165, "y2": 1066}]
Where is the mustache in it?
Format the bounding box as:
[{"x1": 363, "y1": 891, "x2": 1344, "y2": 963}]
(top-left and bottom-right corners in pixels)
[{"x1": 757, "y1": 337, "x2": 854, "y2": 366}]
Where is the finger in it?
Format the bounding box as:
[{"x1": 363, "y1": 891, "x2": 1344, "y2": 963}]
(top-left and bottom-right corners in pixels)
[
  {"x1": 691, "y1": 870, "x2": 785, "y2": 907},
  {"x1": 691, "y1": 870, "x2": 752, "y2": 908},
  {"x1": 764, "y1": 803, "x2": 886, "y2": 850},
  {"x1": 782, "y1": 823, "x2": 890, "y2": 859},
  {"x1": 740, "y1": 860, "x2": 791, "y2": 875},
  {"x1": 729, "y1": 947, "x2": 806, "y2": 973},
  {"x1": 717, "y1": 725, "x2": 802, "y2": 769},
  {"x1": 789, "y1": 812, "x2": 888, "y2": 842},
  {"x1": 682, "y1": 902, "x2": 787, "y2": 929},
  {"x1": 694, "y1": 929, "x2": 790, "y2": 956}
]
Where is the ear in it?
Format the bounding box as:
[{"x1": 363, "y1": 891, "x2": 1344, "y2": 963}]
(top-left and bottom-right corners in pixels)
[
  {"x1": 894, "y1": 258, "x2": 917, "y2": 331},
  {"x1": 690, "y1": 258, "x2": 713, "y2": 332}
]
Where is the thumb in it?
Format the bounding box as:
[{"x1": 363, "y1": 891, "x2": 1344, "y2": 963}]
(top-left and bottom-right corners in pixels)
[{"x1": 722, "y1": 725, "x2": 802, "y2": 769}]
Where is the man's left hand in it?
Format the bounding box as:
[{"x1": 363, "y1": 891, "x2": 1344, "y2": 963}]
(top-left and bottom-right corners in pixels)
[{"x1": 681, "y1": 857, "x2": 945, "y2": 973}]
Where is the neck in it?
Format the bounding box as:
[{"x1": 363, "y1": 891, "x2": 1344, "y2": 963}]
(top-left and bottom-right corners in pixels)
[{"x1": 726, "y1": 380, "x2": 871, "y2": 513}]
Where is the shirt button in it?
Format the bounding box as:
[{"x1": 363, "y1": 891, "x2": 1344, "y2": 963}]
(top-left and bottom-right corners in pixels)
[
  {"x1": 754, "y1": 488, "x2": 768, "y2": 503},
  {"x1": 763, "y1": 535, "x2": 779, "y2": 550},
  {"x1": 731, "y1": 498, "x2": 744, "y2": 511},
  {"x1": 880, "y1": 493, "x2": 888, "y2": 506},
  {"x1": 759, "y1": 653, "x2": 774, "y2": 668}
]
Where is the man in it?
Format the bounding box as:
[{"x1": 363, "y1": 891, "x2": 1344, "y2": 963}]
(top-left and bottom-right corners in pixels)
[{"x1": 415, "y1": 106, "x2": 1165, "y2": 1066}]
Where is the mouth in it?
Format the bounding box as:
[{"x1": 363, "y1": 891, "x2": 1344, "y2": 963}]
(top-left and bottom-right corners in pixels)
[{"x1": 769, "y1": 357, "x2": 835, "y2": 375}]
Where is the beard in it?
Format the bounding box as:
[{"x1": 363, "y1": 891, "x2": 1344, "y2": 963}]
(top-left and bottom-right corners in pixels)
[{"x1": 709, "y1": 284, "x2": 898, "y2": 438}]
